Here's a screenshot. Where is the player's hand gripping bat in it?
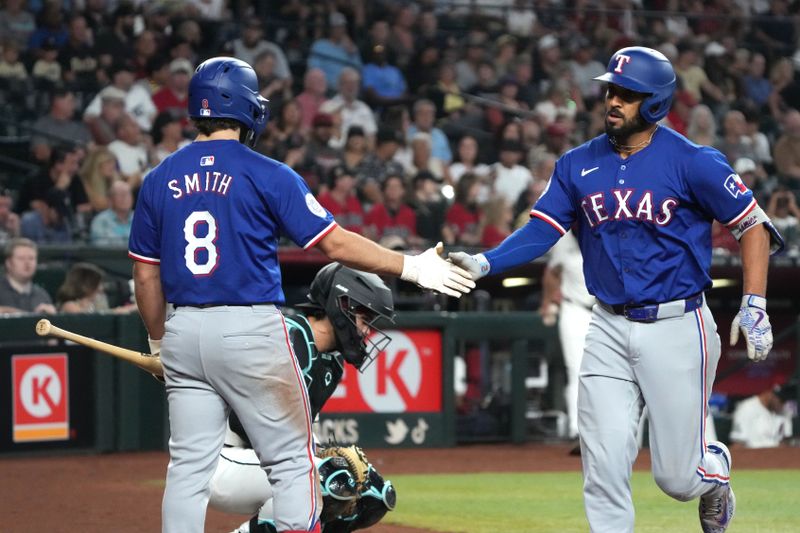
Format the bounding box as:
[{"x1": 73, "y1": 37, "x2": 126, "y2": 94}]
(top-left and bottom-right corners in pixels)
[{"x1": 35, "y1": 319, "x2": 164, "y2": 377}]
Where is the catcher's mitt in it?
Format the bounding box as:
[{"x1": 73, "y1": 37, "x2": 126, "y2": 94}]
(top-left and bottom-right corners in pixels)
[{"x1": 316, "y1": 444, "x2": 371, "y2": 520}]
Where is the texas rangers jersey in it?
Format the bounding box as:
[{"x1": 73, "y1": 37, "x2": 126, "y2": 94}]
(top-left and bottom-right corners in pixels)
[
  {"x1": 532, "y1": 127, "x2": 756, "y2": 305},
  {"x1": 229, "y1": 311, "x2": 344, "y2": 447},
  {"x1": 128, "y1": 140, "x2": 336, "y2": 305}
]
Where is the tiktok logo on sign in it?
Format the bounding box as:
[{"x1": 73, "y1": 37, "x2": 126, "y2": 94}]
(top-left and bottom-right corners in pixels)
[
  {"x1": 12, "y1": 354, "x2": 70, "y2": 442},
  {"x1": 359, "y1": 331, "x2": 422, "y2": 412}
]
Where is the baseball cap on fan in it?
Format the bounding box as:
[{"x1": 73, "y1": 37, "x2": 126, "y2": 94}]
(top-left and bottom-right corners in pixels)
[
  {"x1": 329, "y1": 11, "x2": 347, "y2": 27},
  {"x1": 734, "y1": 158, "x2": 757, "y2": 175},
  {"x1": 169, "y1": 58, "x2": 194, "y2": 75}
]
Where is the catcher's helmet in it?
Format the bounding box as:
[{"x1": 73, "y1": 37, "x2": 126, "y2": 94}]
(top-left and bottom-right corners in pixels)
[
  {"x1": 188, "y1": 57, "x2": 269, "y2": 146},
  {"x1": 593, "y1": 46, "x2": 676, "y2": 123},
  {"x1": 299, "y1": 264, "x2": 395, "y2": 370}
]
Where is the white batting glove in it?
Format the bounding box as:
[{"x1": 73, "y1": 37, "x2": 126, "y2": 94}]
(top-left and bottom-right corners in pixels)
[
  {"x1": 448, "y1": 251, "x2": 491, "y2": 280},
  {"x1": 401, "y1": 242, "x2": 476, "y2": 297},
  {"x1": 730, "y1": 294, "x2": 773, "y2": 362},
  {"x1": 148, "y1": 336, "x2": 162, "y2": 356}
]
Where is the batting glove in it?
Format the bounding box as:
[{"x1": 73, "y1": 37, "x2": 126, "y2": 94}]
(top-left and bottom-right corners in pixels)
[
  {"x1": 730, "y1": 294, "x2": 773, "y2": 362},
  {"x1": 148, "y1": 336, "x2": 162, "y2": 356},
  {"x1": 447, "y1": 251, "x2": 491, "y2": 280},
  {"x1": 401, "y1": 242, "x2": 476, "y2": 298}
]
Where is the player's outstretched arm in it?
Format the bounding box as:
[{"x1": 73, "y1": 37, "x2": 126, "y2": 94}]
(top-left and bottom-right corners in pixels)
[
  {"x1": 730, "y1": 225, "x2": 773, "y2": 361},
  {"x1": 316, "y1": 226, "x2": 475, "y2": 297}
]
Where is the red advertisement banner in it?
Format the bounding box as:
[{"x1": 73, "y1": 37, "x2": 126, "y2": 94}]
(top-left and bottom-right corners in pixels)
[{"x1": 12, "y1": 354, "x2": 70, "y2": 442}]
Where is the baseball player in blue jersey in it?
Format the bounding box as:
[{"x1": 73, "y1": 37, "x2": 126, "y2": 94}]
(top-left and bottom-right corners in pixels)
[
  {"x1": 450, "y1": 47, "x2": 783, "y2": 533},
  {"x1": 128, "y1": 57, "x2": 473, "y2": 533}
]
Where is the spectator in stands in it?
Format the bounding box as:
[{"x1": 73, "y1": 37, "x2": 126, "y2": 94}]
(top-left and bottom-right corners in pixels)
[
  {"x1": 741, "y1": 52, "x2": 771, "y2": 109},
  {"x1": 131, "y1": 30, "x2": 159, "y2": 80},
  {"x1": 84, "y1": 60, "x2": 157, "y2": 133},
  {"x1": 534, "y1": 79, "x2": 579, "y2": 127},
  {"x1": 0, "y1": 39, "x2": 28, "y2": 86},
  {"x1": 86, "y1": 85, "x2": 127, "y2": 146},
  {"x1": 317, "y1": 166, "x2": 365, "y2": 234},
  {"x1": 26, "y1": 2, "x2": 67, "y2": 57},
  {"x1": 480, "y1": 197, "x2": 513, "y2": 247},
  {"x1": 296, "y1": 68, "x2": 328, "y2": 134},
  {"x1": 665, "y1": 90, "x2": 697, "y2": 136},
  {"x1": 455, "y1": 34, "x2": 485, "y2": 91},
  {"x1": 308, "y1": 11, "x2": 362, "y2": 88},
  {"x1": 486, "y1": 77, "x2": 530, "y2": 133},
  {"x1": 363, "y1": 174, "x2": 420, "y2": 248},
  {"x1": 730, "y1": 381, "x2": 797, "y2": 449},
  {"x1": 150, "y1": 110, "x2": 189, "y2": 165},
  {"x1": 568, "y1": 37, "x2": 605, "y2": 105},
  {"x1": 94, "y1": 2, "x2": 136, "y2": 69},
  {"x1": 90, "y1": 180, "x2": 134, "y2": 246},
  {"x1": 686, "y1": 104, "x2": 719, "y2": 147},
  {"x1": 17, "y1": 146, "x2": 88, "y2": 216},
  {"x1": 426, "y1": 63, "x2": 466, "y2": 120},
  {"x1": 31, "y1": 36, "x2": 62, "y2": 88},
  {"x1": 56, "y1": 261, "x2": 134, "y2": 314},
  {"x1": 362, "y1": 44, "x2": 409, "y2": 109},
  {"x1": 492, "y1": 140, "x2": 533, "y2": 207},
  {"x1": 227, "y1": 18, "x2": 291, "y2": 82},
  {"x1": 773, "y1": 110, "x2": 800, "y2": 185},
  {"x1": 742, "y1": 106, "x2": 773, "y2": 168},
  {"x1": 60, "y1": 13, "x2": 99, "y2": 93},
  {"x1": 493, "y1": 34, "x2": 518, "y2": 81},
  {"x1": 445, "y1": 173, "x2": 482, "y2": 246},
  {"x1": 673, "y1": 41, "x2": 728, "y2": 107},
  {"x1": 321, "y1": 67, "x2": 376, "y2": 149},
  {"x1": 355, "y1": 126, "x2": 405, "y2": 205},
  {"x1": 387, "y1": 5, "x2": 416, "y2": 70},
  {"x1": 534, "y1": 34, "x2": 564, "y2": 92},
  {"x1": 20, "y1": 188, "x2": 73, "y2": 244},
  {"x1": 253, "y1": 50, "x2": 291, "y2": 111},
  {"x1": 81, "y1": 0, "x2": 111, "y2": 36},
  {"x1": 449, "y1": 135, "x2": 491, "y2": 186},
  {"x1": 466, "y1": 60, "x2": 499, "y2": 100},
  {"x1": 152, "y1": 58, "x2": 193, "y2": 126},
  {"x1": 30, "y1": 87, "x2": 91, "y2": 164},
  {"x1": 297, "y1": 112, "x2": 342, "y2": 194},
  {"x1": 0, "y1": 190, "x2": 21, "y2": 247},
  {"x1": 108, "y1": 113, "x2": 149, "y2": 189},
  {"x1": 765, "y1": 187, "x2": 800, "y2": 254},
  {"x1": 260, "y1": 99, "x2": 306, "y2": 168},
  {"x1": 715, "y1": 109, "x2": 757, "y2": 164},
  {"x1": 751, "y1": 0, "x2": 795, "y2": 59},
  {"x1": 0, "y1": 237, "x2": 55, "y2": 315},
  {"x1": 405, "y1": 132, "x2": 447, "y2": 183},
  {"x1": 0, "y1": 0, "x2": 35, "y2": 50},
  {"x1": 341, "y1": 126, "x2": 369, "y2": 176},
  {"x1": 407, "y1": 43, "x2": 441, "y2": 94},
  {"x1": 409, "y1": 170, "x2": 451, "y2": 245},
  {"x1": 407, "y1": 98, "x2": 452, "y2": 163},
  {"x1": 79, "y1": 147, "x2": 121, "y2": 212},
  {"x1": 732, "y1": 157, "x2": 773, "y2": 203}
]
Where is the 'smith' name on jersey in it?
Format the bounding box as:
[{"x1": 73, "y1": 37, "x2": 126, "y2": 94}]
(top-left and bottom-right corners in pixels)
[
  {"x1": 580, "y1": 189, "x2": 678, "y2": 227},
  {"x1": 168, "y1": 170, "x2": 234, "y2": 199}
]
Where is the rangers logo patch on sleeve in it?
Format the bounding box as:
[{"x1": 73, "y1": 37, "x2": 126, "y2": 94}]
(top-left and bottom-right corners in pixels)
[
  {"x1": 723, "y1": 173, "x2": 748, "y2": 198},
  {"x1": 305, "y1": 193, "x2": 327, "y2": 218}
]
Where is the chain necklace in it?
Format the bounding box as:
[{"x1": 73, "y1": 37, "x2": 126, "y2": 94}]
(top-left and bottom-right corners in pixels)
[{"x1": 610, "y1": 125, "x2": 659, "y2": 154}]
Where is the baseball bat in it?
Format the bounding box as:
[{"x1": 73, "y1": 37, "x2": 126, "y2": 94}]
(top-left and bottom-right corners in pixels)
[{"x1": 35, "y1": 319, "x2": 163, "y2": 376}]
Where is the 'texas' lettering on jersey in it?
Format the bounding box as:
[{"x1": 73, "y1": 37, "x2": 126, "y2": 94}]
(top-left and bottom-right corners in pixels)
[
  {"x1": 579, "y1": 188, "x2": 679, "y2": 227},
  {"x1": 168, "y1": 171, "x2": 234, "y2": 199}
]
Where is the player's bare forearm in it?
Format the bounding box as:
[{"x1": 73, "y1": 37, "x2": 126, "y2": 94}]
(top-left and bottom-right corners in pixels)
[
  {"x1": 739, "y1": 224, "x2": 770, "y2": 297},
  {"x1": 132, "y1": 261, "x2": 167, "y2": 340},
  {"x1": 317, "y1": 226, "x2": 405, "y2": 276}
]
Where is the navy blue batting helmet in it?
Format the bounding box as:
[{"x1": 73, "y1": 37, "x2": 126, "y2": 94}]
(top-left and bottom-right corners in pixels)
[
  {"x1": 188, "y1": 57, "x2": 269, "y2": 145},
  {"x1": 593, "y1": 46, "x2": 676, "y2": 123}
]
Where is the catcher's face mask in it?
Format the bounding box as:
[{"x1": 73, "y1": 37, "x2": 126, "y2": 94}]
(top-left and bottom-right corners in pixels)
[
  {"x1": 362, "y1": 467, "x2": 397, "y2": 511},
  {"x1": 342, "y1": 299, "x2": 392, "y2": 372}
]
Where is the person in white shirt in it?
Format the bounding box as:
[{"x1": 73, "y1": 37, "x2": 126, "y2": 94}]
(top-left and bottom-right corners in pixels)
[
  {"x1": 540, "y1": 230, "x2": 594, "y2": 442},
  {"x1": 491, "y1": 140, "x2": 532, "y2": 206},
  {"x1": 730, "y1": 381, "x2": 796, "y2": 448},
  {"x1": 320, "y1": 67, "x2": 377, "y2": 149},
  {"x1": 108, "y1": 114, "x2": 149, "y2": 189},
  {"x1": 83, "y1": 61, "x2": 157, "y2": 132}
]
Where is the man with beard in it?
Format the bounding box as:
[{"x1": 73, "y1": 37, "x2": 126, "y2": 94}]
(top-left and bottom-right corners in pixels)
[{"x1": 448, "y1": 47, "x2": 783, "y2": 533}]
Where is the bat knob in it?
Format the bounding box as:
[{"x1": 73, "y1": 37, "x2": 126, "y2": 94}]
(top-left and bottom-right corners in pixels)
[{"x1": 36, "y1": 319, "x2": 52, "y2": 336}]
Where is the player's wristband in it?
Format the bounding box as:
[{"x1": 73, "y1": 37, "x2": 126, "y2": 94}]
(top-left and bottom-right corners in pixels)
[{"x1": 741, "y1": 294, "x2": 766, "y2": 310}]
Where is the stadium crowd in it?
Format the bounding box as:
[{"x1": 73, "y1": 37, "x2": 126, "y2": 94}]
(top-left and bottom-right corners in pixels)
[{"x1": 2, "y1": 0, "x2": 800, "y2": 260}]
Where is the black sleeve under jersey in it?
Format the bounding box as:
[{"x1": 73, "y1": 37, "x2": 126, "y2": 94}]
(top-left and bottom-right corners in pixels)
[{"x1": 229, "y1": 310, "x2": 345, "y2": 446}]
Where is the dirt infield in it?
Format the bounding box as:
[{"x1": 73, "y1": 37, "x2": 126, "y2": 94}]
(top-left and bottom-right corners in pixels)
[{"x1": 1, "y1": 443, "x2": 798, "y2": 532}]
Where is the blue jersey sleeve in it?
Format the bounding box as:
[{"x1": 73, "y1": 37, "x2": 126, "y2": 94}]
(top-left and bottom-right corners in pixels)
[
  {"x1": 687, "y1": 147, "x2": 757, "y2": 227},
  {"x1": 529, "y1": 159, "x2": 576, "y2": 236},
  {"x1": 128, "y1": 172, "x2": 161, "y2": 263},
  {"x1": 263, "y1": 164, "x2": 337, "y2": 248}
]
